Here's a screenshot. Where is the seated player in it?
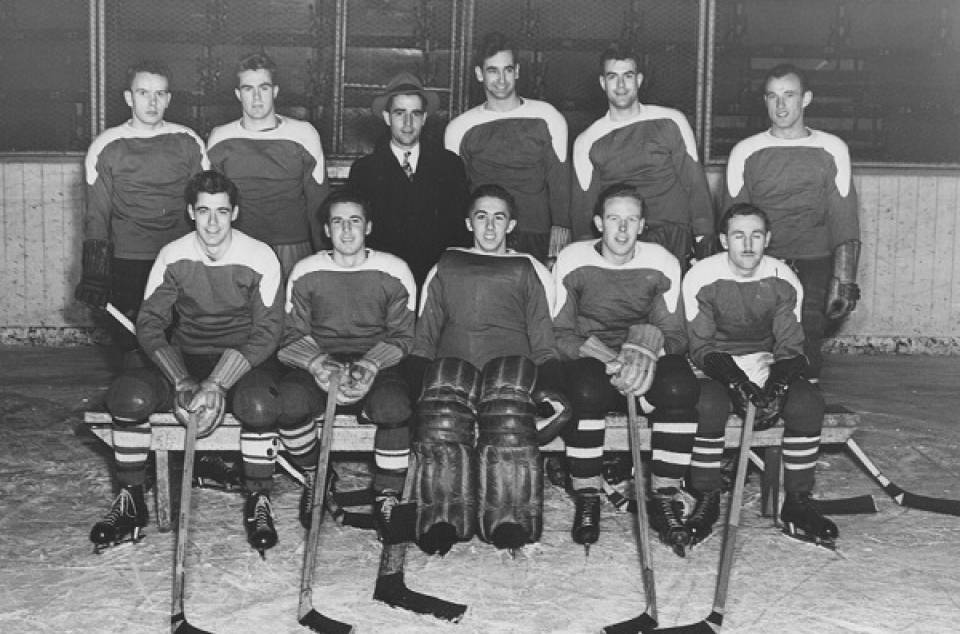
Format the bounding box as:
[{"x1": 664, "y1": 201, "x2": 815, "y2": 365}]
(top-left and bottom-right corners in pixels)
[
  {"x1": 89, "y1": 170, "x2": 284, "y2": 556},
  {"x1": 553, "y1": 184, "x2": 697, "y2": 555},
  {"x1": 683, "y1": 203, "x2": 837, "y2": 548},
  {"x1": 276, "y1": 189, "x2": 417, "y2": 535},
  {"x1": 404, "y1": 183, "x2": 569, "y2": 555}
]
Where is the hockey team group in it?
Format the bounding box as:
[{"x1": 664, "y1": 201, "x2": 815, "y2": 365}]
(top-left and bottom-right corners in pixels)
[{"x1": 76, "y1": 30, "x2": 861, "y2": 629}]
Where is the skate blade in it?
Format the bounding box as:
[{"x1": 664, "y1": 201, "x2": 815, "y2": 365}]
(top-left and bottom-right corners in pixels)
[
  {"x1": 92, "y1": 527, "x2": 146, "y2": 554},
  {"x1": 781, "y1": 527, "x2": 843, "y2": 557},
  {"x1": 192, "y1": 477, "x2": 239, "y2": 491}
]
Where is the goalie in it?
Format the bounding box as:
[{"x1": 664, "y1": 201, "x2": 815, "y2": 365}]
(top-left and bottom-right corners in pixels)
[{"x1": 553, "y1": 184, "x2": 698, "y2": 556}]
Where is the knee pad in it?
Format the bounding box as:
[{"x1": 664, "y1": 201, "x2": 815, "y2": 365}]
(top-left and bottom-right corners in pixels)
[
  {"x1": 476, "y1": 356, "x2": 542, "y2": 546},
  {"x1": 647, "y1": 354, "x2": 699, "y2": 422},
  {"x1": 232, "y1": 369, "x2": 282, "y2": 432},
  {"x1": 106, "y1": 368, "x2": 168, "y2": 422},
  {"x1": 277, "y1": 369, "x2": 323, "y2": 428},
  {"x1": 695, "y1": 379, "x2": 729, "y2": 435},
  {"x1": 781, "y1": 379, "x2": 825, "y2": 435},
  {"x1": 566, "y1": 358, "x2": 622, "y2": 418},
  {"x1": 363, "y1": 370, "x2": 412, "y2": 427}
]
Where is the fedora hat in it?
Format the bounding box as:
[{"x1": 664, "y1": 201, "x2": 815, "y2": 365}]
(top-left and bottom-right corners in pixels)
[{"x1": 371, "y1": 72, "x2": 439, "y2": 116}]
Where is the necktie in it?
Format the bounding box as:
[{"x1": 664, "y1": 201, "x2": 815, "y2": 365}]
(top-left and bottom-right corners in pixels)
[{"x1": 402, "y1": 151, "x2": 414, "y2": 181}]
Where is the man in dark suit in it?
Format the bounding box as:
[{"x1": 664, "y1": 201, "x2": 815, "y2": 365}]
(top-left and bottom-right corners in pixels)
[{"x1": 347, "y1": 72, "x2": 470, "y2": 290}]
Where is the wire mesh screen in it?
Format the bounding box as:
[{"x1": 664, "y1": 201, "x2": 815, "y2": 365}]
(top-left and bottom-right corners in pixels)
[
  {"x1": 711, "y1": 0, "x2": 960, "y2": 164},
  {"x1": 469, "y1": 0, "x2": 702, "y2": 142},
  {"x1": 0, "y1": 0, "x2": 91, "y2": 151},
  {"x1": 102, "y1": 0, "x2": 336, "y2": 142}
]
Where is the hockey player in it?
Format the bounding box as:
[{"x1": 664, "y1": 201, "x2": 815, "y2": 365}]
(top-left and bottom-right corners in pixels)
[
  {"x1": 571, "y1": 43, "x2": 714, "y2": 267},
  {"x1": 208, "y1": 52, "x2": 331, "y2": 278},
  {"x1": 724, "y1": 63, "x2": 861, "y2": 383},
  {"x1": 444, "y1": 32, "x2": 571, "y2": 264},
  {"x1": 683, "y1": 203, "x2": 838, "y2": 548},
  {"x1": 276, "y1": 189, "x2": 417, "y2": 536},
  {"x1": 405, "y1": 183, "x2": 569, "y2": 555},
  {"x1": 88, "y1": 170, "x2": 285, "y2": 555},
  {"x1": 553, "y1": 184, "x2": 698, "y2": 555},
  {"x1": 75, "y1": 59, "x2": 207, "y2": 361}
]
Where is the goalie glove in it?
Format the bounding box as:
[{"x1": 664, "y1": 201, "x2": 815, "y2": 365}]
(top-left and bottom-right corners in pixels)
[
  {"x1": 702, "y1": 351, "x2": 764, "y2": 419},
  {"x1": 825, "y1": 240, "x2": 861, "y2": 320},
  {"x1": 75, "y1": 239, "x2": 113, "y2": 309}
]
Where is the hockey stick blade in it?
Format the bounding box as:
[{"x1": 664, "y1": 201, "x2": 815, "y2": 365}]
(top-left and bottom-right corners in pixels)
[
  {"x1": 846, "y1": 439, "x2": 960, "y2": 516},
  {"x1": 298, "y1": 371, "x2": 355, "y2": 633},
  {"x1": 654, "y1": 404, "x2": 759, "y2": 633},
  {"x1": 602, "y1": 397, "x2": 657, "y2": 633},
  {"x1": 171, "y1": 615, "x2": 212, "y2": 634},
  {"x1": 813, "y1": 494, "x2": 877, "y2": 515}
]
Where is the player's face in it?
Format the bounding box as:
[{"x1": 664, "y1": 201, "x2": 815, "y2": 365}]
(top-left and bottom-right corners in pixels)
[
  {"x1": 189, "y1": 192, "x2": 238, "y2": 251},
  {"x1": 721, "y1": 213, "x2": 771, "y2": 276},
  {"x1": 325, "y1": 202, "x2": 370, "y2": 258},
  {"x1": 594, "y1": 196, "x2": 645, "y2": 262},
  {"x1": 466, "y1": 196, "x2": 516, "y2": 254},
  {"x1": 383, "y1": 93, "x2": 426, "y2": 149},
  {"x1": 764, "y1": 73, "x2": 811, "y2": 136},
  {"x1": 600, "y1": 58, "x2": 642, "y2": 111},
  {"x1": 124, "y1": 72, "x2": 171, "y2": 130},
  {"x1": 475, "y1": 50, "x2": 518, "y2": 102},
  {"x1": 236, "y1": 68, "x2": 278, "y2": 120}
]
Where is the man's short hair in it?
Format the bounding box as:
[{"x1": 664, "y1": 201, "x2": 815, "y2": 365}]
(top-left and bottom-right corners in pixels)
[
  {"x1": 126, "y1": 60, "x2": 171, "y2": 89},
  {"x1": 599, "y1": 42, "x2": 641, "y2": 71},
  {"x1": 594, "y1": 183, "x2": 644, "y2": 218},
  {"x1": 765, "y1": 63, "x2": 809, "y2": 93},
  {"x1": 237, "y1": 52, "x2": 278, "y2": 83},
  {"x1": 467, "y1": 183, "x2": 517, "y2": 221},
  {"x1": 719, "y1": 202, "x2": 771, "y2": 234},
  {"x1": 319, "y1": 189, "x2": 372, "y2": 226},
  {"x1": 185, "y1": 170, "x2": 239, "y2": 209},
  {"x1": 474, "y1": 32, "x2": 517, "y2": 68}
]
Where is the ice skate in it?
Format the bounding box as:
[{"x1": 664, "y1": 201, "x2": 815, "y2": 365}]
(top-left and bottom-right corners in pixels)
[
  {"x1": 90, "y1": 484, "x2": 147, "y2": 553},
  {"x1": 244, "y1": 491, "x2": 277, "y2": 557},
  {"x1": 192, "y1": 453, "x2": 241, "y2": 491},
  {"x1": 571, "y1": 487, "x2": 601, "y2": 555},
  {"x1": 781, "y1": 491, "x2": 839, "y2": 550},
  {"x1": 649, "y1": 487, "x2": 691, "y2": 557},
  {"x1": 686, "y1": 488, "x2": 722, "y2": 548}
]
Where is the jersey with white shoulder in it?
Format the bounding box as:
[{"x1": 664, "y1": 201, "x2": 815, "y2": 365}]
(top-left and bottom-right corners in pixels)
[
  {"x1": 84, "y1": 121, "x2": 208, "y2": 259},
  {"x1": 137, "y1": 230, "x2": 283, "y2": 367},
  {"x1": 552, "y1": 239, "x2": 686, "y2": 359},
  {"x1": 571, "y1": 105, "x2": 713, "y2": 239},
  {"x1": 683, "y1": 252, "x2": 804, "y2": 382},
  {"x1": 724, "y1": 128, "x2": 859, "y2": 260},
  {"x1": 282, "y1": 249, "x2": 416, "y2": 356},
  {"x1": 444, "y1": 99, "x2": 569, "y2": 234},
  {"x1": 413, "y1": 248, "x2": 557, "y2": 369},
  {"x1": 207, "y1": 116, "x2": 330, "y2": 246}
]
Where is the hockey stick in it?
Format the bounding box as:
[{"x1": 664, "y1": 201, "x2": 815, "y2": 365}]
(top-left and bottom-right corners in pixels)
[
  {"x1": 746, "y1": 450, "x2": 877, "y2": 515},
  {"x1": 656, "y1": 402, "x2": 758, "y2": 633},
  {"x1": 298, "y1": 369, "x2": 355, "y2": 633},
  {"x1": 171, "y1": 411, "x2": 212, "y2": 634},
  {"x1": 846, "y1": 439, "x2": 960, "y2": 516},
  {"x1": 603, "y1": 396, "x2": 658, "y2": 633},
  {"x1": 106, "y1": 302, "x2": 136, "y2": 334},
  {"x1": 372, "y1": 441, "x2": 468, "y2": 621}
]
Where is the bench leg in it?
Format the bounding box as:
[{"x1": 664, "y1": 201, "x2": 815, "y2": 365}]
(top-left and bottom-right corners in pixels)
[
  {"x1": 760, "y1": 447, "x2": 782, "y2": 519},
  {"x1": 154, "y1": 449, "x2": 171, "y2": 532}
]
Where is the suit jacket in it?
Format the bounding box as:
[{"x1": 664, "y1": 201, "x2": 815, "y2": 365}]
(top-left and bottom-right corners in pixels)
[{"x1": 347, "y1": 139, "x2": 470, "y2": 288}]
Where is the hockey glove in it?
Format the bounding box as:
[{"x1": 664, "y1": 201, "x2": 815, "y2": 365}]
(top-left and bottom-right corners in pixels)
[
  {"x1": 612, "y1": 324, "x2": 664, "y2": 397},
  {"x1": 825, "y1": 240, "x2": 861, "y2": 320},
  {"x1": 75, "y1": 239, "x2": 113, "y2": 309},
  {"x1": 532, "y1": 359, "x2": 572, "y2": 445},
  {"x1": 756, "y1": 355, "x2": 808, "y2": 429},
  {"x1": 189, "y1": 349, "x2": 250, "y2": 437},
  {"x1": 702, "y1": 351, "x2": 764, "y2": 419},
  {"x1": 340, "y1": 342, "x2": 404, "y2": 405}
]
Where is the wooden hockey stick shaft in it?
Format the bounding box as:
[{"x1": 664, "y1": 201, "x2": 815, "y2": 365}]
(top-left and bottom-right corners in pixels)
[{"x1": 298, "y1": 370, "x2": 354, "y2": 633}]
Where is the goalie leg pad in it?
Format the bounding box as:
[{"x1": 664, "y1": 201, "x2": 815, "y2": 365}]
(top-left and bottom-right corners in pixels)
[
  {"x1": 106, "y1": 367, "x2": 169, "y2": 421},
  {"x1": 476, "y1": 356, "x2": 542, "y2": 547},
  {"x1": 409, "y1": 440, "x2": 477, "y2": 550}
]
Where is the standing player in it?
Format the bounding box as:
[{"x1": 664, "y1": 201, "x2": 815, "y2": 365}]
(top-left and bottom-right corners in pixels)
[
  {"x1": 208, "y1": 52, "x2": 331, "y2": 278},
  {"x1": 404, "y1": 184, "x2": 568, "y2": 555},
  {"x1": 276, "y1": 189, "x2": 417, "y2": 536},
  {"x1": 553, "y1": 184, "x2": 697, "y2": 555},
  {"x1": 444, "y1": 32, "x2": 571, "y2": 264},
  {"x1": 683, "y1": 203, "x2": 837, "y2": 548},
  {"x1": 76, "y1": 59, "x2": 207, "y2": 359},
  {"x1": 88, "y1": 171, "x2": 285, "y2": 556},
  {"x1": 571, "y1": 43, "x2": 714, "y2": 267},
  {"x1": 347, "y1": 72, "x2": 470, "y2": 290},
  {"x1": 724, "y1": 63, "x2": 861, "y2": 383}
]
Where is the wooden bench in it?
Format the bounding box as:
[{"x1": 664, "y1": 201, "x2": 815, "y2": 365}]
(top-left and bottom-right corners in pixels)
[{"x1": 83, "y1": 408, "x2": 859, "y2": 531}]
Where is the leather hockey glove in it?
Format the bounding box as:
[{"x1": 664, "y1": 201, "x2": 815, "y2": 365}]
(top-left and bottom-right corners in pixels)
[
  {"x1": 189, "y1": 349, "x2": 250, "y2": 437},
  {"x1": 532, "y1": 359, "x2": 572, "y2": 445},
  {"x1": 756, "y1": 355, "x2": 808, "y2": 430},
  {"x1": 702, "y1": 351, "x2": 764, "y2": 419},
  {"x1": 612, "y1": 324, "x2": 664, "y2": 397},
  {"x1": 75, "y1": 239, "x2": 113, "y2": 309},
  {"x1": 825, "y1": 240, "x2": 861, "y2": 320},
  {"x1": 340, "y1": 342, "x2": 403, "y2": 405}
]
